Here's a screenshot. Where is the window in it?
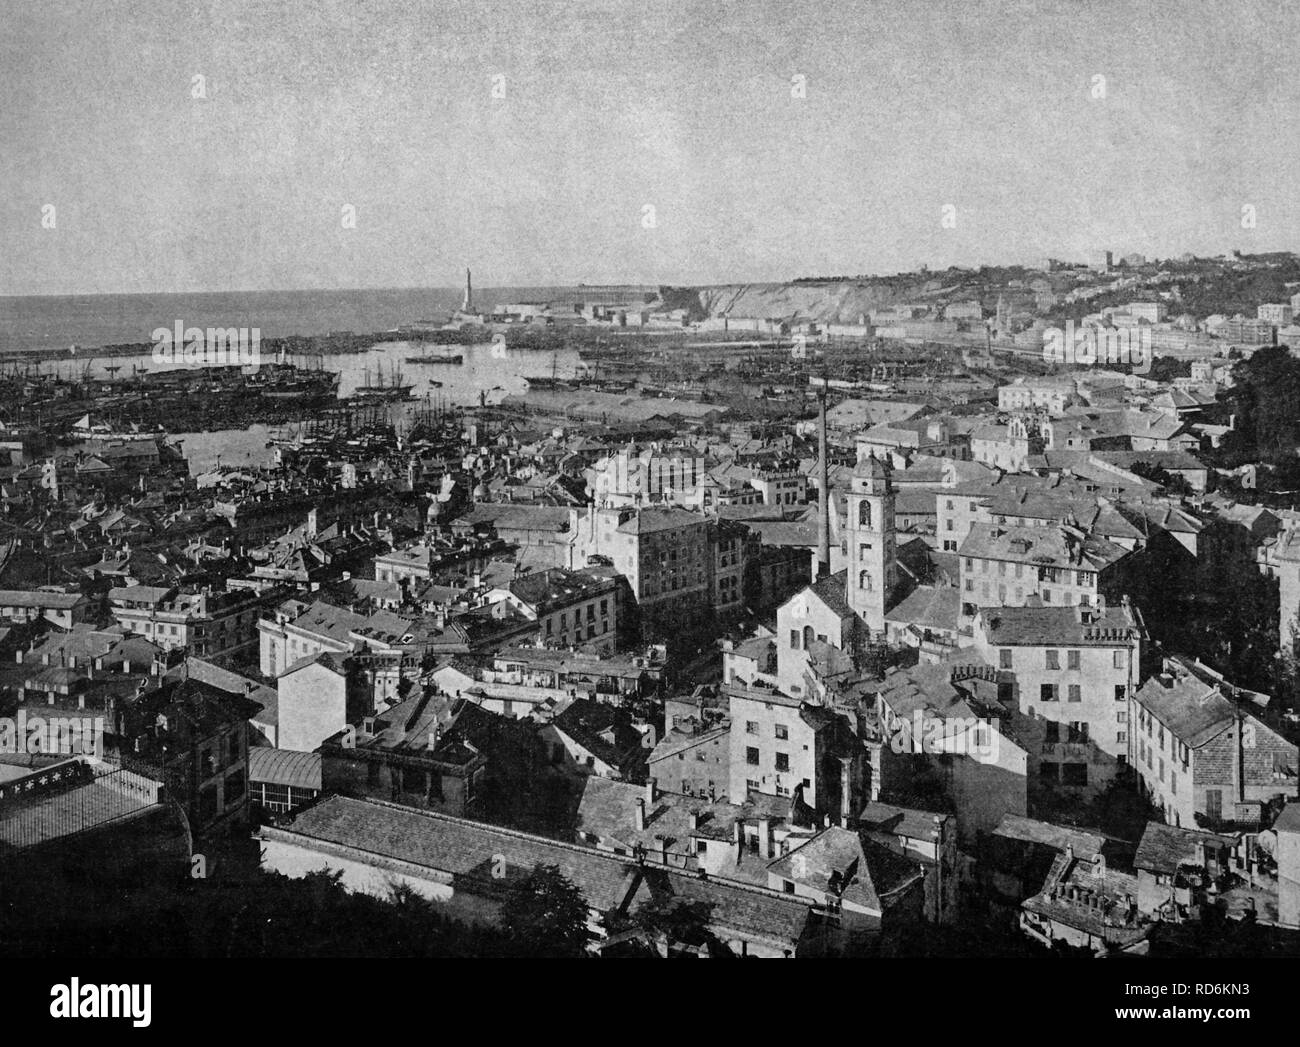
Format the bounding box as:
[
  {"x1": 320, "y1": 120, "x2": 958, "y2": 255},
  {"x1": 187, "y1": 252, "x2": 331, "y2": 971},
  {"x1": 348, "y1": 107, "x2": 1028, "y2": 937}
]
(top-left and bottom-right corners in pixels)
[
  {"x1": 1040, "y1": 684, "x2": 1058, "y2": 702},
  {"x1": 224, "y1": 770, "x2": 245, "y2": 805},
  {"x1": 746, "y1": 779, "x2": 760, "y2": 793},
  {"x1": 1076, "y1": 571, "x2": 1088, "y2": 587},
  {"x1": 1115, "y1": 685, "x2": 1127, "y2": 702},
  {"x1": 746, "y1": 721, "x2": 758, "y2": 735},
  {"x1": 1040, "y1": 761, "x2": 1060, "y2": 781},
  {"x1": 775, "y1": 724, "x2": 788, "y2": 740},
  {"x1": 1067, "y1": 684, "x2": 1081, "y2": 703},
  {"x1": 859, "y1": 502, "x2": 872, "y2": 527},
  {"x1": 1062, "y1": 763, "x2": 1088, "y2": 786},
  {"x1": 803, "y1": 625, "x2": 814, "y2": 649},
  {"x1": 1117, "y1": 731, "x2": 1127, "y2": 743},
  {"x1": 999, "y1": 648, "x2": 1013, "y2": 669},
  {"x1": 997, "y1": 682, "x2": 1014, "y2": 703},
  {"x1": 1045, "y1": 722, "x2": 1060, "y2": 744},
  {"x1": 1045, "y1": 649, "x2": 1059, "y2": 670},
  {"x1": 1117, "y1": 710, "x2": 1127, "y2": 723},
  {"x1": 858, "y1": 570, "x2": 872, "y2": 591},
  {"x1": 775, "y1": 753, "x2": 790, "y2": 772},
  {"x1": 1067, "y1": 722, "x2": 1088, "y2": 743},
  {"x1": 790, "y1": 630, "x2": 800, "y2": 650},
  {"x1": 1112, "y1": 650, "x2": 1124, "y2": 669},
  {"x1": 783, "y1": 880, "x2": 796, "y2": 894},
  {"x1": 746, "y1": 747, "x2": 760, "y2": 766},
  {"x1": 965, "y1": 580, "x2": 974, "y2": 592},
  {"x1": 1067, "y1": 650, "x2": 1080, "y2": 670}
]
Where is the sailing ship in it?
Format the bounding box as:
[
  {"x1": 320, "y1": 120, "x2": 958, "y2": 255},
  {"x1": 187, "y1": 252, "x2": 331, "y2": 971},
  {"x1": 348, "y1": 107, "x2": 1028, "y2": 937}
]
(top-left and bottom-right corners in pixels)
[{"x1": 353, "y1": 361, "x2": 415, "y2": 401}]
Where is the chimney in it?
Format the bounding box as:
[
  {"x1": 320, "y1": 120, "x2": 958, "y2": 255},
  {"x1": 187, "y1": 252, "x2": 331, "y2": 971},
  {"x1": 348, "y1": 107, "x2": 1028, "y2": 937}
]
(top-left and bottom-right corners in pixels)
[
  {"x1": 14, "y1": 649, "x2": 21, "y2": 664},
  {"x1": 689, "y1": 810, "x2": 700, "y2": 831},
  {"x1": 758, "y1": 818, "x2": 771, "y2": 859},
  {"x1": 840, "y1": 757, "x2": 854, "y2": 828},
  {"x1": 816, "y1": 391, "x2": 830, "y2": 578},
  {"x1": 645, "y1": 778, "x2": 657, "y2": 804},
  {"x1": 635, "y1": 798, "x2": 646, "y2": 831}
]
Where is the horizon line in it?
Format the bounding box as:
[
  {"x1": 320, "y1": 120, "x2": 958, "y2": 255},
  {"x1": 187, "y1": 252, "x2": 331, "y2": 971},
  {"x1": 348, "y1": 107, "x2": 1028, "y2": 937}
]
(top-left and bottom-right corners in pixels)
[{"x1": 5, "y1": 246, "x2": 1297, "y2": 301}]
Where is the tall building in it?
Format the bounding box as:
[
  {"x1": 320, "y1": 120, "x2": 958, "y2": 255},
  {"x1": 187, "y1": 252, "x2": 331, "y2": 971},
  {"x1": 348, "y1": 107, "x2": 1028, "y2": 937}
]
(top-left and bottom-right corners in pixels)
[
  {"x1": 462, "y1": 267, "x2": 473, "y2": 312},
  {"x1": 846, "y1": 456, "x2": 897, "y2": 637}
]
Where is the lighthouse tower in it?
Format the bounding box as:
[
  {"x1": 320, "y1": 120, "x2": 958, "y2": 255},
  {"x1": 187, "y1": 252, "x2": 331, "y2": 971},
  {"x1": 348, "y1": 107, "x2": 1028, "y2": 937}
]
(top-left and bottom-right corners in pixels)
[
  {"x1": 462, "y1": 268, "x2": 473, "y2": 312},
  {"x1": 846, "y1": 455, "x2": 897, "y2": 637}
]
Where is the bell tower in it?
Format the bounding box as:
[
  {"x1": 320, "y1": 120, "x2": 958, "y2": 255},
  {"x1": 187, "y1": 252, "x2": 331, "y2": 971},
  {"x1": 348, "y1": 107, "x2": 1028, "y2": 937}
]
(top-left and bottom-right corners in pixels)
[{"x1": 846, "y1": 454, "x2": 897, "y2": 636}]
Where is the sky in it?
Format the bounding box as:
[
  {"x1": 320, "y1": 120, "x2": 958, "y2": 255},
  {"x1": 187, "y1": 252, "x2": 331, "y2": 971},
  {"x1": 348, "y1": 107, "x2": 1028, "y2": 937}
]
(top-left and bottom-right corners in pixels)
[{"x1": 3, "y1": 0, "x2": 1299, "y2": 295}]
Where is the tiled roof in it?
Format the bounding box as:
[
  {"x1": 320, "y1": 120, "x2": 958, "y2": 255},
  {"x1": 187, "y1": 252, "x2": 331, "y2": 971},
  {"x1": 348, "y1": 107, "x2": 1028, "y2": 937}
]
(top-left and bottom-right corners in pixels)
[
  {"x1": 808, "y1": 570, "x2": 853, "y2": 620},
  {"x1": 977, "y1": 603, "x2": 1141, "y2": 646},
  {"x1": 1132, "y1": 670, "x2": 1235, "y2": 749},
  {"x1": 767, "y1": 825, "x2": 925, "y2": 911},
  {"x1": 959, "y1": 523, "x2": 1128, "y2": 571},
  {"x1": 991, "y1": 814, "x2": 1106, "y2": 860},
  {"x1": 1133, "y1": 822, "x2": 1234, "y2": 875},
  {"x1": 266, "y1": 795, "x2": 642, "y2": 912},
  {"x1": 616, "y1": 507, "x2": 707, "y2": 535}
]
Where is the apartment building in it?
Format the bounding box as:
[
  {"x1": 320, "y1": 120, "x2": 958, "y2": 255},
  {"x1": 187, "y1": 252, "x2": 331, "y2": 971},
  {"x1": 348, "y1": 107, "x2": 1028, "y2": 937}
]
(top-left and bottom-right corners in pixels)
[
  {"x1": 725, "y1": 682, "x2": 862, "y2": 820},
  {"x1": 493, "y1": 567, "x2": 620, "y2": 652},
  {"x1": 258, "y1": 599, "x2": 422, "y2": 709},
  {"x1": 567, "y1": 505, "x2": 718, "y2": 634},
  {"x1": 997, "y1": 376, "x2": 1077, "y2": 416},
  {"x1": 970, "y1": 600, "x2": 1145, "y2": 795},
  {"x1": 0, "y1": 589, "x2": 90, "y2": 629},
  {"x1": 1131, "y1": 657, "x2": 1298, "y2": 830},
  {"x1": 958, "y1": 523, "x2": 1130, "y2": 613},
  {"x1": 109, "y1": 584, "x2": 276, "y2": 658}
]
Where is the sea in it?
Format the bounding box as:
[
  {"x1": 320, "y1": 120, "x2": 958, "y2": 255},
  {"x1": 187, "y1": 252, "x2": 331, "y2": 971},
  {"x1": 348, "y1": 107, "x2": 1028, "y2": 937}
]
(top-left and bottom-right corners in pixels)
[{"x1": 0, "y1": 287, "x2": 588, "y2": 472}]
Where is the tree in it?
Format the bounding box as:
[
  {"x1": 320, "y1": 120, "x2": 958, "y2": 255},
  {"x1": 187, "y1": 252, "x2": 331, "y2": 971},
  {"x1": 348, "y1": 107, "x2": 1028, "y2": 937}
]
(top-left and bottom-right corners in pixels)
[
  {"x1": 499, "y1": 864, "x2": 591, "y2": 958},
  {"x1": 1129, "y1": 461, "x2": 1192, "y2": 497}
]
